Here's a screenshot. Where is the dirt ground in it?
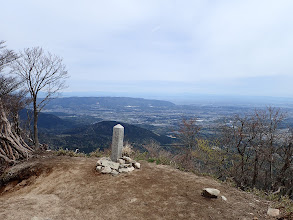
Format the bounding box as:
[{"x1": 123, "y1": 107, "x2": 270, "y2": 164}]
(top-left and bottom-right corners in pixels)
[{"x1": 0, "y1": 154, "x2": 280, "y2": 220}]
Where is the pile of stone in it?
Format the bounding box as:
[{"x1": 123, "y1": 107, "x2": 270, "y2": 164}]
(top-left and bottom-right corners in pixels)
[
  {"x1": 96, "y1": 156, "x2": 140, "y2": 176},
  {"x1": 96, "y1": 124, "x2": 140, "y2": 176}
]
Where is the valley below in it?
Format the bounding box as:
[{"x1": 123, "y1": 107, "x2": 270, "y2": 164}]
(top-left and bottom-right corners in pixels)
[{"x1": 32, "y1": 96, "x2": 293, "y2": 153}]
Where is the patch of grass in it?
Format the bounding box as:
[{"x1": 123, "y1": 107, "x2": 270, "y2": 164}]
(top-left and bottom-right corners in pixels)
[
  {"x1": 147, "y1": 158, "x2": 155, "y2": 163},
  {"x1": 122, "y1": 142, "x2": 134, "y2": 157},
  {"x1": 248, "y1": 188, "x2": 293, "y2": 215},
  {"x1": 88, "y1": 148, "x2": 105, "y2": 158},
  {"x1": 275, "y1": 195, "x2": 293, "y2": 214},
  {"x1": 54, "y1": 148, "x2": 86, "y2": 157},
  {"x1": 155, "y1": 157, "x2": 171, "y2": 165},
  {"x1": 133, "y1": 151, "x2": 148, "y2": 161}
]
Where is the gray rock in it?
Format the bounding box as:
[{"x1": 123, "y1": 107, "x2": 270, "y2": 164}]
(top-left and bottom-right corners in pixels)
[
  {"x1": 128, "y1": 167, "x2": 135, "y2": 172},
  {"x1": 111, "y1": 169, "x2": 119, "y2": 176},
  {"x1": 122, "y1": 156, "x2": 133, "y2": 163},
  {"x1": 99, "y1": 159, "x2": 120, "y2": 170},
  {"x1": 120, "y1": 163, "x2": 133, "y2": 168},
  {"x1": 96, "y1": 166, "x2": 103, "y2": 172},
  {"x1": 117, "y1": 158, "x2": 125, "y2": 165},
  {"x1": 221, "y1": 195, "x2": 227, "y2": 201},
  {"x1": 202, "y1": 188, "x2": 220, "y2": 198},
  {"x1": 134, "y1": 162, "x2": 141, "y2": 169},
  {"x1": 96, "y1": 157, "x2": 111, "y2": 166},
  {"x1": 267, "y1": 208, "x2": 280, "y2": 217},
  {"x1": 118, "y1": 168, "x2": 129, "y2": 173},
  {"x1": 101, "y1": 166, "x2": 112, "y2": 174}
]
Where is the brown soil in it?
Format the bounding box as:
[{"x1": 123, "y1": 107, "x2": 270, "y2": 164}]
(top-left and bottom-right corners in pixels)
[{"x1": 0, "y1": 154, "x2": 279, "y2": 220}]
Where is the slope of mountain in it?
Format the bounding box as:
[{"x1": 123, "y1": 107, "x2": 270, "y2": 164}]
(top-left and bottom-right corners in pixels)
[
  {"x1": 40, "y1": 121, "x2": 175, "y2": 153},
  {"x1": 0, "y1": 155, "x2": 275, "y2": 220},
  {"x1": 19, "y1": 109, "x2": 76, "y2": 134}
]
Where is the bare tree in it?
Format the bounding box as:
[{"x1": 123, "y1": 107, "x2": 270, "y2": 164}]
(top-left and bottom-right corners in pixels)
[
  {"x1": 178, "y1": 118, "x2": 201, "y2": 151},
  {"x1": 176, "y1": 118, "x2": 201, "y2": 170},
  {"x1": 219, "y1": 107, "x2": 291, "y2": 193},
  {"x1": 0, "y1": 41, "x2": 32, "y2": 164},
  {"x1": 0, "y1": 41, "x2": 18, "y2": 73},
  {"x1": 10, "y1": 47, "x2": 68, "y2": 148}
]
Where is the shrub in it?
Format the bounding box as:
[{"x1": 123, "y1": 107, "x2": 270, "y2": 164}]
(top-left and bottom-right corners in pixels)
[
  {"x1": 89, "y1": 148, "x2": 105, "y2": 158},
  {"x1": 54, "y1": 148, "x2": 86, "y2": 157},
  {"x1": 122, "y1": 142, "x2": 134, "y2": 157}
]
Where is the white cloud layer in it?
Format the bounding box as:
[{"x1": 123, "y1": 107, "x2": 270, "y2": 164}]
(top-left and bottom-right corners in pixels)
[{"x1": 1, "y1": 0, "x2": 293, "y2": 97}]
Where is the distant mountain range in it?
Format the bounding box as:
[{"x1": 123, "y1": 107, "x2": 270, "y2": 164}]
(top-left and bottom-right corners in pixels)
[{"x1": 41, "y1": 97, "x2": 176, "y2": 112}]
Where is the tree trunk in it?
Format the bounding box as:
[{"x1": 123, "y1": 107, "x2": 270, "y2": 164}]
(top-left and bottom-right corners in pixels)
[
  {"x1": 33, "y1": 98, "x2": 39, "y2": 149},
  {"x1": 0, "y1": 98, "x2": 33, "y2": 163},
  {"x1": 252, "y1": 151, "x2": 259, "y2": 187}
]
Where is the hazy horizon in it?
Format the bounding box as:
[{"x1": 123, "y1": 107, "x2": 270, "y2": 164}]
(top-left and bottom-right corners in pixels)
[
  {"x1": 2, "y1": 1, "x2": 293, "y2": 98},
  {"x1": 50, "y1": 92, "x2": 292, "y2": 107}
]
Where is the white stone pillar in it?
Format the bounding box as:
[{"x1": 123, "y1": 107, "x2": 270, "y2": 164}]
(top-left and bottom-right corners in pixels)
[{"x1": 111, "y1": 124, "x2": 124, "y2": 162}]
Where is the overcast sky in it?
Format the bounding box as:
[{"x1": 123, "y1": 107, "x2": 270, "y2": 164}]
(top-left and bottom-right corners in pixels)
[{"x1": 1, "y1": 0, "x2": 293, "y2": 98}]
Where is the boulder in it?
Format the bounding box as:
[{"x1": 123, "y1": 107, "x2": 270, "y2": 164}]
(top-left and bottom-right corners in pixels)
[{"x1": 202, "y1": 188, "x2": 220, "y2": 198}]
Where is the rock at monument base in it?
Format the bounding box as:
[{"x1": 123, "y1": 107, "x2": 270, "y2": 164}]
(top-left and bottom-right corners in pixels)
[
  {"x1": 120, "y1": 163, "x2": 132, "y2": 168},
  {"x1": 111, "y1": 170, "x2": 119, "y2": 176},
  {"x1": 96, "y1": 157, "x2": 111, "y2": 166},
  {"x1": 119, "y1": 168, "x2": 129, "y2": 173},
  {"x1": 134, "y1": 162, "x2": 141, "y2": 169},
  {"x1": 122, "y1": 156, "x2": 133, "y2": 163},
  {"x1": 267, "y1": 208, "x2": 280, "y2": 217},
  {"x1": 202, "y1": 188, "x2": 220, "y2": 198},
  {"x1": 95, "y1": 154, "x2": 141, "y2": 175},
  {"x1": 117, "y1": 158, "x2": 125, "y2": 165},
  {"x1": 128, "y1": 167, "x2": 135, "y2": 172},
  {"x1": 99, "y1": 159, "x2": 120, "y2": 170},
  {"x1": 96, "y1": 166, "x2": 103, "y2": 172},
  {"x1": 101, "y1": 166, "x2": 112, "y2": 174}
]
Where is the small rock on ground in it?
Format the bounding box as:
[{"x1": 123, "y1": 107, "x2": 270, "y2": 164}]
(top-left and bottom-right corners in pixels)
[
  {"x1": 202, "y1": 188, "x2": 220, "y2": 198},
  {"x1": 267, "y1": 208, "x2": 280, "y2": 217}
]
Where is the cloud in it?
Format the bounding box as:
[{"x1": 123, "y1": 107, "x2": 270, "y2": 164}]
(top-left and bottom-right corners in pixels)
[
  {"x1": 1, "y1": 0, "x2": 293, "y2": 97},
  {"x1": 151, "y1": 26, "x2": 161, "y2": 33}
]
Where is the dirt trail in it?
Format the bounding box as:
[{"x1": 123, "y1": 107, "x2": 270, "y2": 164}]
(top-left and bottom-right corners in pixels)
[{"x1": 0, "y1": 155, "x2": 277, "y2": 220}]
